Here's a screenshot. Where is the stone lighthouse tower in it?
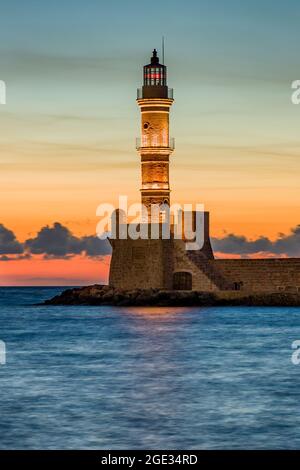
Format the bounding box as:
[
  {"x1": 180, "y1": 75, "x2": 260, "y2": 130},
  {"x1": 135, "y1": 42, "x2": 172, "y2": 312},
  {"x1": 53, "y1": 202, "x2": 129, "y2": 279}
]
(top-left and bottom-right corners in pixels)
[
  {"x1": 106, "y1": 49, "x2": 300, "y2": 294},
  {"x1": 136, "y1": 49, "x2": 174, "y2": 215},
  {"x1": 109, "y1": 49, "x2": 217, "y2": 291}
]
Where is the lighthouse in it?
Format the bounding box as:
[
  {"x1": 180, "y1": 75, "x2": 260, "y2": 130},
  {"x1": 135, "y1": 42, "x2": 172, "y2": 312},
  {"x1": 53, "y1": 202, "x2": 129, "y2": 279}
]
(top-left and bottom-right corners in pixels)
[
  {"x1": 105, "y1": 49, "x2": 300, "y2": 294},
  {"x1": 136, "y1": 49, "x2": 174, "y2": 218},
  {"x1": 109, "y1": 49, "x2": 216, "y2": 291}
]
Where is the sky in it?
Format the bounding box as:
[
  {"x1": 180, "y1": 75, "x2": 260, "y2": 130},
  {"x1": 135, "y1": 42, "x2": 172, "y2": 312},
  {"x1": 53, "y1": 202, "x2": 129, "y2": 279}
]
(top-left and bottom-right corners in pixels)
[{"x1": 0, "y1": 0, "x2": 299, "y2": 285}]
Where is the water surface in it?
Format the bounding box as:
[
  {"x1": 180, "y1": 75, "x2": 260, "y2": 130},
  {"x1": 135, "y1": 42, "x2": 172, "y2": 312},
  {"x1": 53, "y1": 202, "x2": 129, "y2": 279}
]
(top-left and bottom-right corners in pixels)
[{"x1": 0, "y1": 287, "x2": 299, "y2": 449}]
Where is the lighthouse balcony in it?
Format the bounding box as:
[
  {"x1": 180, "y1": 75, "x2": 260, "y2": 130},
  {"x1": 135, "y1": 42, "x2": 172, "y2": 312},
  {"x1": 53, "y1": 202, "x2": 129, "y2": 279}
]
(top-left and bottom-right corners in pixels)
[
  {"x1": 136, "y1": 137, "x2": 175, "y2": 151},
  {"x1": 137, "y1": 87, "x2": 174, "y2": 100},
  {"x1": 142, "y1": 183, "x2": 169, "y2": 190}
]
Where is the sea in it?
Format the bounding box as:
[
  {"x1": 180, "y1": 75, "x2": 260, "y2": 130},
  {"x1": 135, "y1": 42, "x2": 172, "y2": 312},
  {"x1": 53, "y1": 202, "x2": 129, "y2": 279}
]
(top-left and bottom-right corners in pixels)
[{"x1": 0, "y1": 286, "x2": 300, "y2": 450}]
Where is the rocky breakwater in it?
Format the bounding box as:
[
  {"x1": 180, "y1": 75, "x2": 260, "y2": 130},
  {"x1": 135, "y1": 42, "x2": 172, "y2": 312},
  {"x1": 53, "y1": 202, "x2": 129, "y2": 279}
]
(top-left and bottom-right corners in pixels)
[{"x1": 43, "y1": 285, "x2": 300, "y2": 307}]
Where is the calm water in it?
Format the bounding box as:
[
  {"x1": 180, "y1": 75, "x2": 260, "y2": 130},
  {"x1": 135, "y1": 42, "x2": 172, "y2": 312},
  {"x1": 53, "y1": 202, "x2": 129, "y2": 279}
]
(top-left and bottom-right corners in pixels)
[{"x1": 0, "y1": 287, "x2": 300, "y2": 449}]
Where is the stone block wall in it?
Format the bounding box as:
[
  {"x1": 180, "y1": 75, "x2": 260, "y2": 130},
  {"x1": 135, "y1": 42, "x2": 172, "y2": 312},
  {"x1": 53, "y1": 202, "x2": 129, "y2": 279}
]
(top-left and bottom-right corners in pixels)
[
  {"x1": 213, "y1": 259, "x2": 300, "y2": 292},
  {"x1": 109, "y1": 238, "x2": 174, "y2": 290},
  {"x1": 108, "y1": 217, "x2": 300, "y2": 292},
  {"x1": 172, "y1": 239, "x2": 219, "y2": 291}
]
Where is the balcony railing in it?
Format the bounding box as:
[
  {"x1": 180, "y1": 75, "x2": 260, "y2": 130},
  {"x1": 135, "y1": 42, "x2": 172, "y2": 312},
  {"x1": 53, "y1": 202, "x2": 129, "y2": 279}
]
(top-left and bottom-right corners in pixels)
[
  {"x1": 137, "y1": 87, "x2": 174, "y2": 100},
  {"x1": 167, "y1": 88, "x2": 174, "y2": 100},
  {"x1": 136, "y1": 137, "x2": 175, "y2": 151}
]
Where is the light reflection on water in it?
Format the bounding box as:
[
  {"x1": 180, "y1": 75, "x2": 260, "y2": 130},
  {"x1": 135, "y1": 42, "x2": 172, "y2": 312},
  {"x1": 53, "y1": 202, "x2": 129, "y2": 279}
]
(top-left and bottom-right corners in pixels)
[
  {"x1": 0, "y1": 287, "x2": 300, "y2": 449},
  {"x1": 122, "y1": 306, "x2": 190, "y2": 316}
]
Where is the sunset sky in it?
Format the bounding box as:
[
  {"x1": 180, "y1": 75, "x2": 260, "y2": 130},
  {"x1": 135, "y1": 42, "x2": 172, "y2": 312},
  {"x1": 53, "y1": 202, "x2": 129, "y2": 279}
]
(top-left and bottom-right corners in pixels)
[{"x1": 1, "y1": 0, "x2": 299, "y2": 285}]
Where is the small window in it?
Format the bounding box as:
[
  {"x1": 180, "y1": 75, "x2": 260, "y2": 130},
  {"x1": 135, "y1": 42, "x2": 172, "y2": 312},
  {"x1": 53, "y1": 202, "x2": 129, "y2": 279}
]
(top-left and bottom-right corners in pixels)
[
  {"x1": 234, "y1": 281, "x2": 243, "y2": 291},
  {"x1": 173, "y1": 272, "x2": 192, "y2": 291}
]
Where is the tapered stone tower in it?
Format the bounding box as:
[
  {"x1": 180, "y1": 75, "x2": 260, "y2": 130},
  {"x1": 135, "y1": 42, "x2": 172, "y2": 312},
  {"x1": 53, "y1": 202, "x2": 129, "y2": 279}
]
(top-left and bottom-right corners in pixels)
[
  {"x1": 109, "y1": 49, "x2": 218, "y2": 291},
  {"x1": 136, "y1": 49, "x2": 174, "y2": 215}
]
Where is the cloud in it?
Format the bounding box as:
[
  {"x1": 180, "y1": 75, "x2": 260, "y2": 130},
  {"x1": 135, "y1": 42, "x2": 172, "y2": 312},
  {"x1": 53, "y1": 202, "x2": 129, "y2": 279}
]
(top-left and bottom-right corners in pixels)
[
  {"x1": 25, "y1": 223, "x2": 82, "y2": 257},
  {"x1": 211, "y1": 234, "x2": 272, "y2": 255},
  {"x1": 80, "y1": 235, "x2": 111, "y2": 257},
  {"x1": 24, "y1": 222, "x2": 111, "y2": 258},
  {"x1": 212, "y1": 225, "x2": 300, "y2": 257},
  {"x1": 0, "y1": 224, "x2": 24, "y2": 254},
  {"x1": 0, "y1": 254, "x2": 31, "y2": 262},
  {"x1": 273, "y1": 225, "x2": 300, "y2": 257},
  {"x1": 1, "y1": 222, "x2": 299, "y2": 260}
]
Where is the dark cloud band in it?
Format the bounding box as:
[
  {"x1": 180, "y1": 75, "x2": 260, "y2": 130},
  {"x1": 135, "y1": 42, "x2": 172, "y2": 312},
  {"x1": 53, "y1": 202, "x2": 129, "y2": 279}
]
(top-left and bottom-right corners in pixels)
[
  {"x1": 0, "y1": 222, "x2": 299, "y2": 259},
  {"x1": 212, "y1": 225, "x2": 300, "y2": 257},
  {"x1": 0, "y1": 224, "x2": 23, "y2": 255},
  {"x1": 0, "y1": 222, "x2": 111, "y2": 259}
]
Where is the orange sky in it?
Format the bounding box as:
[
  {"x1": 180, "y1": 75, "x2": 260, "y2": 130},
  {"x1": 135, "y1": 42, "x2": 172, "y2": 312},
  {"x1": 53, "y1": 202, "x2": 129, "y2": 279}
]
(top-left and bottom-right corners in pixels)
[
  {"x1": 1, "y1": 255, "x2": 110, "y2": 286},
  {"x1": 2, "y1": 147, "x2": 299, "y2": 242}
]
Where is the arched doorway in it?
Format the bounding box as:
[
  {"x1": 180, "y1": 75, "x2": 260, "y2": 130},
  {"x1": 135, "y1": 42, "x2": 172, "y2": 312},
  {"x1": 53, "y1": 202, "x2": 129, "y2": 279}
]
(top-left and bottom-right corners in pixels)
[{"x1": 173, "y1": 271, "x2": 192, "y2": 291}]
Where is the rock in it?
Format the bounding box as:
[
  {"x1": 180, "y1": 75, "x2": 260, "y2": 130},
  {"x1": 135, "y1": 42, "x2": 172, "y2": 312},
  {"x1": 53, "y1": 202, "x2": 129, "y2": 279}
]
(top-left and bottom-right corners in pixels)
[{"x1": 43, "y1": 286, "x2": 300, "y2": 307}]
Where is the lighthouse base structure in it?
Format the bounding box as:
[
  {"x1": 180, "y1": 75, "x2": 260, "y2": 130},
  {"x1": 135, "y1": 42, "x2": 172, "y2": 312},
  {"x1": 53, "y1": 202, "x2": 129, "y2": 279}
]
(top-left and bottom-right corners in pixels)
[
  {"x1": 108, "y1": 211, "x2": 233, "y2": 292},
  {"x1": 109, "y1": 236, "x2": 300, "y2": 293},
  {"x1": 108, "y1": 210, "x2": 300, "y2": 293}
]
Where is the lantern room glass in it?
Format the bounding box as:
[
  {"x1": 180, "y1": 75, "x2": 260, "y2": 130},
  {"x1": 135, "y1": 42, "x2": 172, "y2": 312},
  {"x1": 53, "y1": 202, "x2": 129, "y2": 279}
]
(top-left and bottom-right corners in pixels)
[{"x1": 143, "y1": 65, "x2": 167, "y2": 86}]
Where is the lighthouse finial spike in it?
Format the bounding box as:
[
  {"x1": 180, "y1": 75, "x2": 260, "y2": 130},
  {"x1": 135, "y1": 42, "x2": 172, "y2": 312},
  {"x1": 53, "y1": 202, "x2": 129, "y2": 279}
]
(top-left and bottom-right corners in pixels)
[{"x1": 151, "y1": 49, "x2": 159, "y2": 65}]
